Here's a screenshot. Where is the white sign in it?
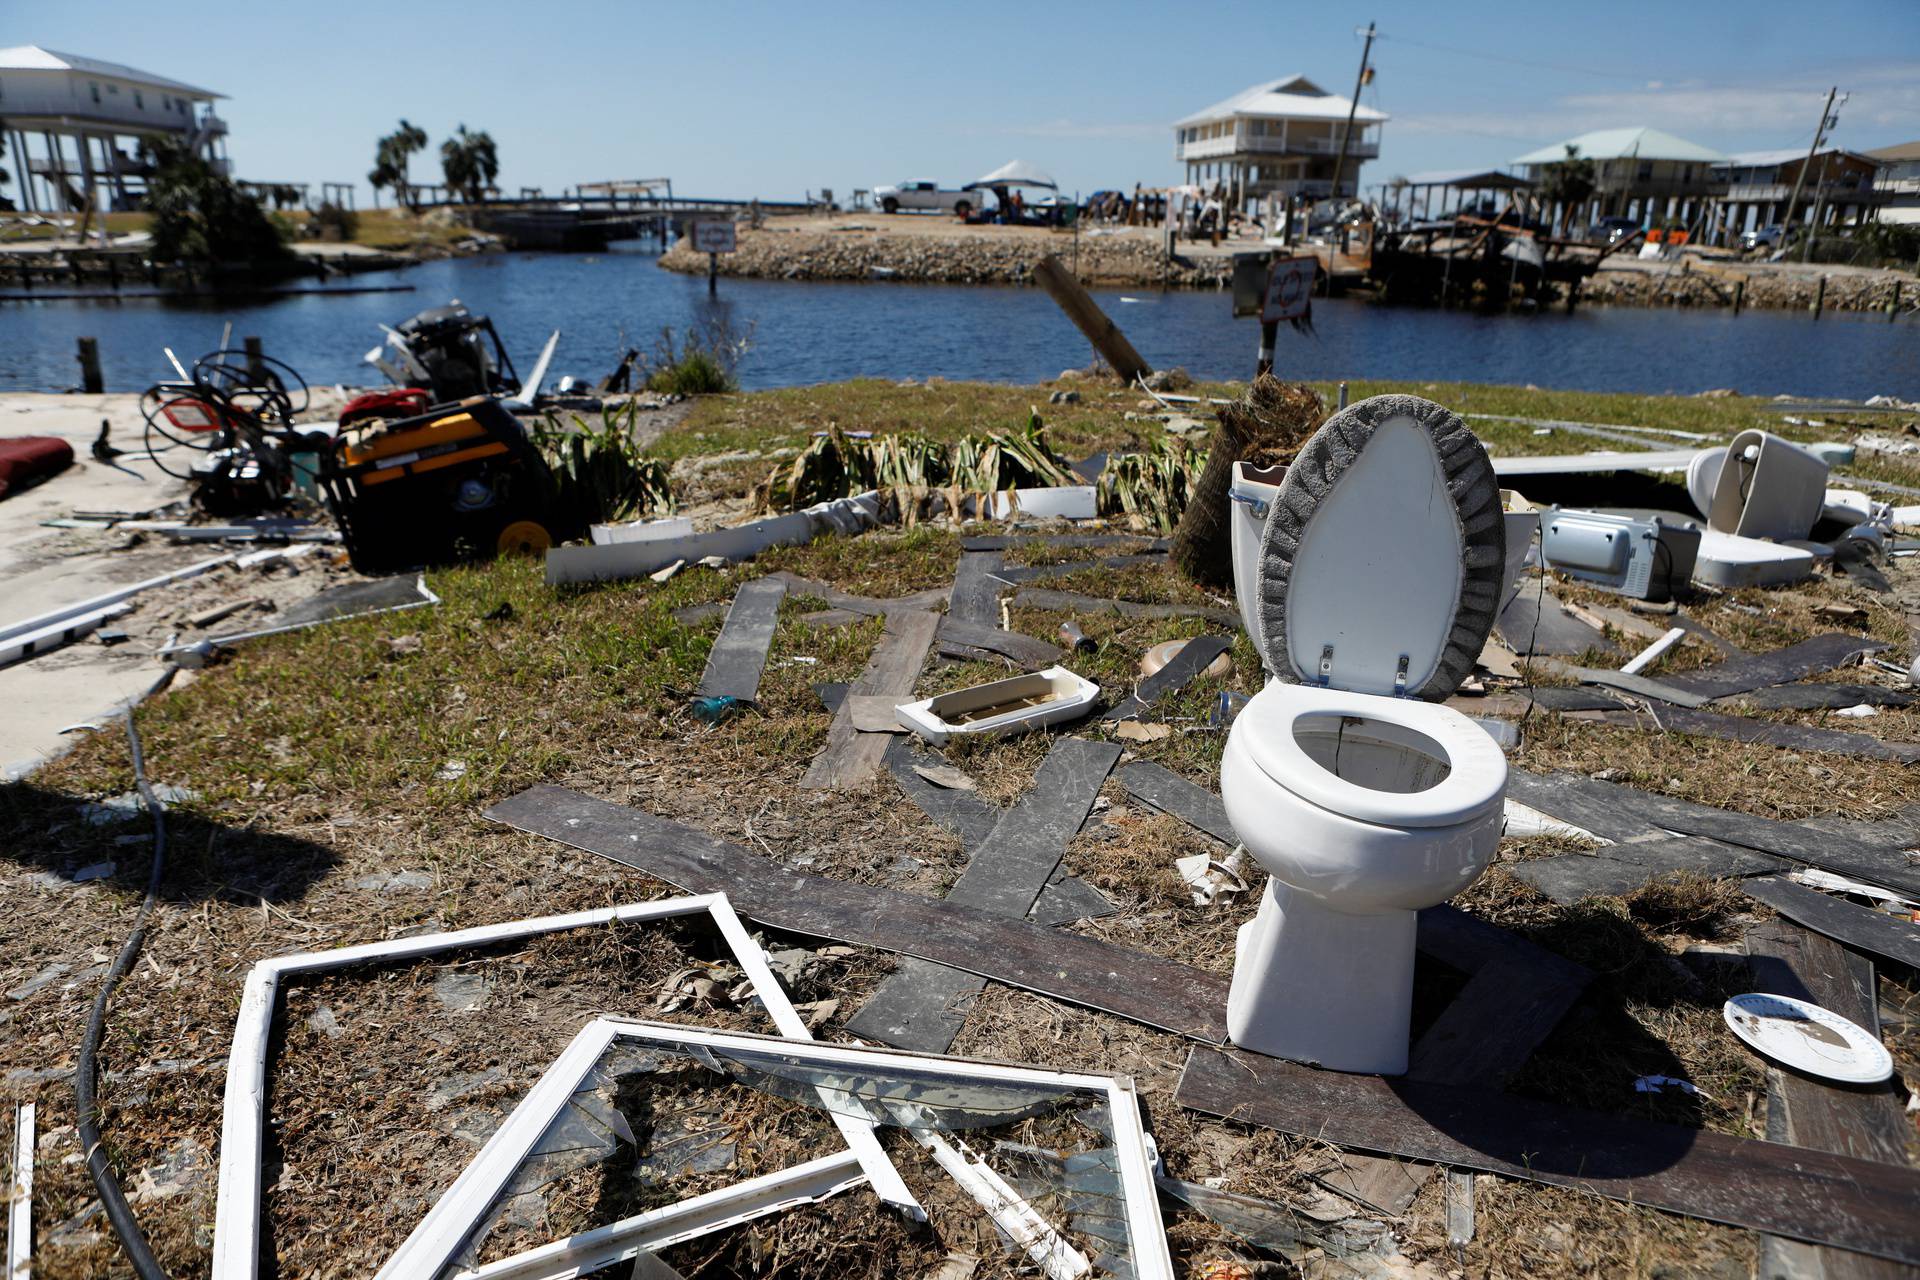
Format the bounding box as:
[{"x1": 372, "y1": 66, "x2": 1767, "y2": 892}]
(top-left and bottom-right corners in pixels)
[
  {"x1": 1261, "y1": 255, "x2": 1316, "y2": 323},
  {"x1": 692, "y1": 221, "x2": 738, "y2": 254}
]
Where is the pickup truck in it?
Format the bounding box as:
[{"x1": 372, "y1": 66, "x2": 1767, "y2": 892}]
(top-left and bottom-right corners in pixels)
[{"x1": 872, "y1": 181, "x2": 976, "y2": 216}]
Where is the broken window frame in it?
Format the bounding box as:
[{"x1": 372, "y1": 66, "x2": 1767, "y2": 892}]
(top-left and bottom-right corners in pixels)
[
  {"x1": 211, "y1": 893, "x2": 919, "y2": 1280},
  {"x1": 379, "y1": 1017, "x2": 1174, "y2": 1280}
]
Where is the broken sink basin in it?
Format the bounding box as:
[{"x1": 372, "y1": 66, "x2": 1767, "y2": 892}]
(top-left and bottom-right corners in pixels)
[{"x1": 896, "y1": 666, "x2": 1099, "y2": 746}]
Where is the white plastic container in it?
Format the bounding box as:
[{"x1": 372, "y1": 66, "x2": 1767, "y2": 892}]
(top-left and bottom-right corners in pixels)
[
  {"x1": 1708, "y1": 430, "x2": 1830, "y2": 541},
  {"x1": 895, "y1": 666, "x2": 1100, "y2": 746}
]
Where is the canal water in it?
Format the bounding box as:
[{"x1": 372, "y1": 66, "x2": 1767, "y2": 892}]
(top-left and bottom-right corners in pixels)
[{"x1": 2, "y1": 246, "x2": 1914, "y2": 399}]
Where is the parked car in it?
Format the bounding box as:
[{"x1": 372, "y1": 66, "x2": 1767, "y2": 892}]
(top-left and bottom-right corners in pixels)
[
  {"x1": 872, "y1": 181, "x2": 976, "y2": 217},
  {"x1": 1741, "y1": 224, "x2": 1787, "y2": 251},
  {"x1": 1588, "y1": 216, "x2": 1641, "y2": 245}
]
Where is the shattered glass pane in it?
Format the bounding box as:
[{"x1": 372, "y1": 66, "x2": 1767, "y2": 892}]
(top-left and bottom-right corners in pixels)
[{"x1": 436, "y1": 1030, "x2": 1147, "y2": 1280}]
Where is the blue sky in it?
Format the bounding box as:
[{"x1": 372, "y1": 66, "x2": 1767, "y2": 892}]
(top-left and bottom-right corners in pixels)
[{"x1": 19, "y1": 0, "x2": 1920, "y2": 202}]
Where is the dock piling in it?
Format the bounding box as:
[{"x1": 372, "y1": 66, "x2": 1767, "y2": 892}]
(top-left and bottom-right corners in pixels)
[
  {"x1": 1812, "y1": 275, "x2": 1826, "y2": 320},
  {"x1": 1732, "y1": 278, "x2": 1745, "y2": 315},
  {"x1": 244, "y1": 336, "x2": 264, "y2": 378},
  {"x1": 76, "y1": 337, "x2": 103, "y2": 394}
]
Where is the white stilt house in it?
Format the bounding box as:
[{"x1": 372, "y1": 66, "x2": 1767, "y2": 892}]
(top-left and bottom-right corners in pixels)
[
  {"x1": 1173, "y1": 75, "x2": 1386, "y2": 209},
  {"x1": 0, "y1": 46, "x2": 227, "y2": 214}
]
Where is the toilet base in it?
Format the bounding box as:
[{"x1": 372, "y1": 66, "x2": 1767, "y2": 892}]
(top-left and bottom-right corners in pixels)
[{"x1": 1226, "y1": 879, "x2": 1418, "y2": 1075}]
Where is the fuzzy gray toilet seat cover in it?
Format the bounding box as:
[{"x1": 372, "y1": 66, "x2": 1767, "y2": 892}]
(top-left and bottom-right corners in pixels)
[{"x1": 1256, "y1": 394, "x2": 1506, "y2": 702}]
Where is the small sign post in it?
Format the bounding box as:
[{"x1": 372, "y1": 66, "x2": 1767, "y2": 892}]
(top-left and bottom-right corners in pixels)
[
  {"x1": 692, "y1": 220, "x2": 737, "y2": 295},
  {"x1": 1256, "y1": 254, "x2": 1317, "y2": 376}
]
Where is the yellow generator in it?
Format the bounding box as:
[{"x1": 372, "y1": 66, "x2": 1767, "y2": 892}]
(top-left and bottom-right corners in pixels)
[{"x1": 320, "y1": 396, "x2": 569, "y2": 574}]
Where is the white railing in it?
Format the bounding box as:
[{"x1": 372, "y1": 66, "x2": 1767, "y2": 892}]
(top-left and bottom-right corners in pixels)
[{"x1": 1176, "y1": 133, "x2": 1378, "y2": 162}]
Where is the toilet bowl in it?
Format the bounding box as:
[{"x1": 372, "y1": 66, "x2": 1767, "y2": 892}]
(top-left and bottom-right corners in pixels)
[{"x1": 1221, "y1": 395, "x2": 1509, "y2": 1074}]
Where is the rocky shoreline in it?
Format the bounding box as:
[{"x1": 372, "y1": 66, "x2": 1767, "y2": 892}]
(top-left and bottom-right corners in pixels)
[
  {"x1": 659, "y1": 224, "x2": 1233, "y2": 288},
  {"x1": 660, "y1": 221, "x2": 1916, "y2": 314}
]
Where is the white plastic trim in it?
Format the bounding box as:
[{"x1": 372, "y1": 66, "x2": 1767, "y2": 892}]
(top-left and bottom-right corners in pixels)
[
  {"x1": 389, "y1": 1018, "x2": 1175, "y2": 1280},
  {"x1": 212, "y1": 894, "x2": 918, "y2": 1280},
  {"x1": 0, "y1": 555, "x2": 234, "y2": 643},
  {"x1": 7, "y1": 1102, "x2": 32, "y2": 1280},
  {"x1": 452, "y1": 1150, "x2": 866, "y2": 1280}
]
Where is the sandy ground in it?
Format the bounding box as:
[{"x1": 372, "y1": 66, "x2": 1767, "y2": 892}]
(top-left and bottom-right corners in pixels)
[{"x1": 0, "y1": 389, "x2": 360, "y2": 777}]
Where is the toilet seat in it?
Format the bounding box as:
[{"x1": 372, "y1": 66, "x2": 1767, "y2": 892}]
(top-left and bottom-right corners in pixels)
[{"x1": 1235, "y1": 682, "x2": 1507, "y2": 828}]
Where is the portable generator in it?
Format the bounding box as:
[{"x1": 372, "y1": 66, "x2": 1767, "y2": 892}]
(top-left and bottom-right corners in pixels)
[{"x1": 319, "y1": 396, "x2": 569, "y2": 574}]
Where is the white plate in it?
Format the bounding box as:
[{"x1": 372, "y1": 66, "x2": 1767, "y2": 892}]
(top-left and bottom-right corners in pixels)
[{"x1": 1722, "y1": 992, "x2": 1893, "y2": 1084}]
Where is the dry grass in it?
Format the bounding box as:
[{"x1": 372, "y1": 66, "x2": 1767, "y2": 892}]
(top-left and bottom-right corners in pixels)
[{"x1": 4, "y1": 378, "x2": 1918, "y2": 1280}]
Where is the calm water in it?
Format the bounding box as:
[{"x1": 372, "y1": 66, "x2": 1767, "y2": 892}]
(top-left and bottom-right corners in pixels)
[{"x1": 1, "y1": 247, "x2": 1914, "y2": 398}]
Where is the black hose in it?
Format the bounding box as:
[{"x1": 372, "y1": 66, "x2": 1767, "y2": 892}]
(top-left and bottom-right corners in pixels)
[{"x1": 73, "y1": 667, "x2": 179, "y2": 1280}]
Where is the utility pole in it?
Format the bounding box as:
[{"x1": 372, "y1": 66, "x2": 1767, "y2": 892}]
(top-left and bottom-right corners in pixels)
[
  {"x1": 1328, "y1": 22, "x2": 1377, "y2": 212},
  {"x1": 1782, "y1": 86, "x2": 1837, "y2": 252}
]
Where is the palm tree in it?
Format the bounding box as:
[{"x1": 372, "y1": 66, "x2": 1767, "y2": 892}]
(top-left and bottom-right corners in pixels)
[
  {"x1": 368, "y1": 119, "x2": 428, "y2": 212},
  {"x1": 440, "y1": 126, "x2": 499, "y2": 205},
  {"x1": 1537, "y1": 145, "x2": 1597, "y2": 239}
]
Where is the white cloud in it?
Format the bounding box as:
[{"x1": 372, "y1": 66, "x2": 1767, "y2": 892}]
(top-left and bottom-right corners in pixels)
[{"x1": 1392, "y1": 62, "x2": 1920, "y2": 155}]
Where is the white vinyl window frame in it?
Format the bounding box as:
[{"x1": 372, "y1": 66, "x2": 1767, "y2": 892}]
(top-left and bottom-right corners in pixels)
[
  {"x1": 380, "y1": 1018, "x2": 1174, "y2": 1280},
  {"x1": 211, "y1": 894, "x2": 920, "y2": 1280}
]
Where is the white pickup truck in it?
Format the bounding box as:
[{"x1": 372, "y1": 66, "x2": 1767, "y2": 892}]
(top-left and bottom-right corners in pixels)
[{"x1": 872, "y1": 181, "x2": 977, "y2": 216}]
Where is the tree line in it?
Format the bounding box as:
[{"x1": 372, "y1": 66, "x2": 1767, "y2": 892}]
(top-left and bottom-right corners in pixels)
[{"x1": 369, "y1": 120, "x2": 499, "y2": 210}]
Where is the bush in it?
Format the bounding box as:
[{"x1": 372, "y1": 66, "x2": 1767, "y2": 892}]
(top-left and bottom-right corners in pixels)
[
  {"x1": 1805, "y1": 221, "x2": 1920, "y2": 269},
  {"x1": 143, "y1": 137, "x2": 290, "y2": 268},
  {"x1": 311, "y1": 201, "x2": 359, "y2": 242},
  {"x1": 644, "y1": 317, "x2": 752, "y2": 396},
  {"x1": 530, "y1": 400, "x2": 674, "y2": 525}
]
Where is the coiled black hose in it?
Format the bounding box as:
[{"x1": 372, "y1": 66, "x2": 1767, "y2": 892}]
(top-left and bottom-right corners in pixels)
[{"x1": 73, "y1": 667, "x2": 178, "y2": 1280}]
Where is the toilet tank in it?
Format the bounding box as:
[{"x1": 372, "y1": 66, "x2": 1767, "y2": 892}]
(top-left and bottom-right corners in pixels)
[{"x1": 1230, "y1": 461, "x2": 1288, "y2": 669}]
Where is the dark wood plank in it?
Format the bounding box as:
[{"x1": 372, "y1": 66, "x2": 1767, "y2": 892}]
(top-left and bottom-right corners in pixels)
[
  {"x1": 1513, "y1": 686, "x2": 1630, "y2": 712},
  {"x1": 1010, "y1": 588, "x2": 1240, "y2": 627},
  {"x1": 948, "y1": 550, "x2": 1007, "y2": 628},
  {"x1": 935, "y1": 616, "x2": 1061, "y2": 670},
  {"x1": 1665, "y1": 633, "x2": 1889, "y2": 700},
  {"x1": 1555, "y1": 667, "x2": 1716, "y2": 708},
  {"x1": 485, "y1": 784, "x2": 1233, "y2": 1041},
  {"x1": 1569, "y1": 706, "x2": 1920, "y2": 765},
  {"x1": 671, "y1": 601, "x2": 727, "y2": 626},
  {"x1": 882, "y1": 738, "x2": 1000, "y2": 847},
  {"x1": 1740, "y1": 877, "x2": 1920, "y2": 971},
  {"x1": 1503, "y1": 770, "x2": 1667, "y2": 843},
  {"x1": 1724, "y1": 684, "x2": 1918, "y2": 712},
  {"x1": 1495, "y1": 588, "x2": 1617, "y2": 658},
  {"x1": 1176, "y1": 1045, "x2": 1920, "y2": 1266},
  {"x1": 1317, "y1": 952, "x2": 1592, "y2": 1215},
  {"x1": 800, "y1": 610, "x2": 940, "y2": 791},
  {"x1": 1115, "y1": 761, "x2": 1238, "y2": 845},
  {"x1": 694, "y1": 577, "x2": 787, "y2": 704},
  {"x1": 1604, "y1": 835, "x2": 1789, "y2": 879},
  {"x1": 1103, "y1": 634, "x2": 1232, "y2": 721},
  {"x1": 762, "y1": 570, "x2": 947, "y2": 619},
  {"x1": 1028, "y1": 873, "x2": 1118, "y2": 926},
  {"x1": 1748, "y1": 919, "x2": 1913, "y2": 1280},
  {"x1": 847, "y1": 737, "x2": 1121, "y2": 1052},
  {"x1": 1508, "y1": 772, "x2": 1920, "y2": 896}
]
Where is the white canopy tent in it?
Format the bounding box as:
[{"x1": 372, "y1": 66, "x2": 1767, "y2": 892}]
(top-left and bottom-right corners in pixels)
[{"x1": 964, "y1": 160, "x2": 1058, "y2": 191}]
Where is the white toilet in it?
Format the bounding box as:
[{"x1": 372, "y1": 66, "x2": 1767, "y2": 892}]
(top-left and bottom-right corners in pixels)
[{"x1": 1221, "y1": 394, "x2": 1510, "y2": 1075}]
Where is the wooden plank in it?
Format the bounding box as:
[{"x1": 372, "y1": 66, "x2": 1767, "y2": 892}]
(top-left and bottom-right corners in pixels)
[
  {"x1": 935, "y1": 617, "x2": 1061, "y2": 670},
  {"x1": 1010, "y1": 588, "x2": 1239, "y2": 627},
  {"x1": 1503, "y1": 770, "x2": 1667, "y2": 843},
  {"x1": 883, "y1": 738, "x2": 1000, "y2": 847},
  {"x1": 762, "y1": 571, "x2": 947, "y2": 619},
  {"x1": 1103, "y1": 634, "x2": 1232, "y2": 721},
  {"x1": 1115, "y1": 761, "x2": 1237, "y2": 844},
  {"x1": 485, "y1": 784, "x2": 1233, "y2": 1041},
  {"x1": 1176, "y1": 1045, "x2": 1920, "y2": 1267},
  {"x1": 1554, "y1": 667, "x2": 1716, "y2": 708},
  {"x1": 1028, "y1": 873, "x2": 1118, "y2": 926},
  {"x1": 1032, "y1": 254, "x2": 1153, "y2": 385},
  {"x1": 1508, "y1": 686, "x2": 1629, "y2": 713},
  {"x1": 1748, "y1": 919, "x2": 1912, "y2": 1280},
  {"x1": 1603, "y1": 835, "x2": 1789, "y2": 879},
  {"x1": 948, "y1": 551, "x2": 1007, "y2": 628},
  {"x1": 1318, "y1": 951, "x2": 1591, "y2": 1215},
  {"x1": 800, "y1": 610, "x2": 940, "y2": 791},
  {"x1": 846, "y1": 738, "x2": 1121, "y2": 1053},
  {"x1": 1726, "y1": 684, "x2": 1918, "y2": 712},
  {"x1": 1508, "y1": 771, "x2": 1920, "y2": 896},
  {"x1": 1495, "y1": 588, "x2": 1617, "y2": 658},
  {"x1": 1569, "y1": 705, "x2": 1920, "y2": 765},
  {"x1": 694, "y1": 576, "x2": 787, "y2": 704},
  {"x1": 1664, "y1": 633, "x2": 1889, "y2": 701},
  {"x1": 1740, "y1": 877, "x2": 1920, "y2": 972}
]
